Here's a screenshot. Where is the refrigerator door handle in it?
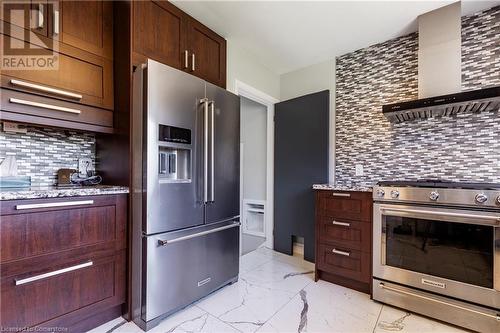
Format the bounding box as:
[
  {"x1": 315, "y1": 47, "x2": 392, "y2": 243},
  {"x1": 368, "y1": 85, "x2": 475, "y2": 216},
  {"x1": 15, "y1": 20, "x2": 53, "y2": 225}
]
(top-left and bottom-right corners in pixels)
[
  {"x1": 209, "y1": 100, "x2": 215, "y2": 203},
  {"x1": 201, "y1": 98, "x2": 209, "y2": 203}
]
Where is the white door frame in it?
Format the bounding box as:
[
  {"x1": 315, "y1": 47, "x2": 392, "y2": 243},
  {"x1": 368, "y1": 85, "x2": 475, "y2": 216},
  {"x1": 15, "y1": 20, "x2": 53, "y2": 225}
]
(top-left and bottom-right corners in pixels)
[{"x1": 235, "y1": 80, "x2": 279, "y2": 250}]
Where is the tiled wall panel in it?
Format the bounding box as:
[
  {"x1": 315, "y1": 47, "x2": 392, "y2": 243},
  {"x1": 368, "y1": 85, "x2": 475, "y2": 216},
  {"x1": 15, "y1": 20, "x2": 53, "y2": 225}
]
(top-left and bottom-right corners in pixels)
[
  {"x1": 335, "y1": 6, "x2": 500, "y2": 187},
  {"x1": 0, "y1": 127, "x2": 95, "y2": 186}
]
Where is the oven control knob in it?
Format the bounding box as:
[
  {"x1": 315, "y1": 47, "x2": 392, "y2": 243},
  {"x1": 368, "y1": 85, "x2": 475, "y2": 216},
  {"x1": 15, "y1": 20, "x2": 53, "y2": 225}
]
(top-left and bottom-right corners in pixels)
[
  {"x1": 497, "y1": 196, "x2": 500, "y2": 205},
  {"x1": 429, "y1": 191, "x2": 439, "y2": 201},
  {"x1": 475, "y1": 193, "x2": 488, "y2": 204},
  {"x1": 376, "y1": 189, "x2": 385, "y2": 197},
  {"x1": 390, "y1": 190, "x2": 399, "y2": 199}
]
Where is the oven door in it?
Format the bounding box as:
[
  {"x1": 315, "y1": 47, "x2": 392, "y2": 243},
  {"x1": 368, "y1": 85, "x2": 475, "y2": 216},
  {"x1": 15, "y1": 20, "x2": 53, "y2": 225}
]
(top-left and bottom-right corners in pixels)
[{"x1": 373, "y1": 203, "x2": 500, "y2": 309}]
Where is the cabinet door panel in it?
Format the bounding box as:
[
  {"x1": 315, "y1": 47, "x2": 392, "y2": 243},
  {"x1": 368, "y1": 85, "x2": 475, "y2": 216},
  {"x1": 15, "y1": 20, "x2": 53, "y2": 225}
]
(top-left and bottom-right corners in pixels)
[
  {"x1": 0, "y1": 253, "x2": 125, "y2": 329},
  {"x1": 133, "y1": 0, "x2": 186, "y2": 69},
  {"x1": 0, "y1": 206, "x2": 117, "y2": 263},
  {"x1": 1, "y1": 32, "x2": 113, "y2": 110},
  {"x1": 59, "y1": 0, "x2": 113, "y2": 59},
  {"x1": 187, "y1": 18, "x2": 226, "y2": 88}
]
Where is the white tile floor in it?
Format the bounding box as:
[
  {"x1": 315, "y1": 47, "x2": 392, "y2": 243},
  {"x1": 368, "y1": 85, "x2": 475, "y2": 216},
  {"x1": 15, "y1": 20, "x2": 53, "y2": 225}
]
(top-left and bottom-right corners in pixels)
[{"x1": 88, "y1": 247, "x2": 467, "y2": 333}]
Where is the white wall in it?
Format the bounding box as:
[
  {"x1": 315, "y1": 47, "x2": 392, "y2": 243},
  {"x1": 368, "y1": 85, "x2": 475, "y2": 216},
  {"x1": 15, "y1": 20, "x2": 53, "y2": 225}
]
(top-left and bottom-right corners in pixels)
[
  {"x1": 241, "y1": 96, "x2": 267, "y2": 201},
  {"x1": 226, "y1": 39, "x2": 281, "y2": 101},
  {"x1": 280, "y1": 60, "x2": 336, "y2": 182}
]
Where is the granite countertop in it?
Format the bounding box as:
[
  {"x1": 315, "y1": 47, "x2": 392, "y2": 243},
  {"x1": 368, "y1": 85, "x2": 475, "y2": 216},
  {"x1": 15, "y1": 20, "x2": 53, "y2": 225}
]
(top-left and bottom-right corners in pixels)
[
  {"x1": 0, "y1": 185, "x2": 129, "y2": 201},
  {"x1": 312, "y1": 184, "x2": 373, "y2": 192}
]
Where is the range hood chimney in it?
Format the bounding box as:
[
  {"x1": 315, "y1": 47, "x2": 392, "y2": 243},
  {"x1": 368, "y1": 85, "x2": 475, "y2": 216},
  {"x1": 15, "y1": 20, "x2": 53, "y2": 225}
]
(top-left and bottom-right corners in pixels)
[
  {"x1": 418, "y1": 2, "x2": 462, "y2": 98},
  {"x1": 383, "y1": 2, "x2": 500, "y2": 123}
]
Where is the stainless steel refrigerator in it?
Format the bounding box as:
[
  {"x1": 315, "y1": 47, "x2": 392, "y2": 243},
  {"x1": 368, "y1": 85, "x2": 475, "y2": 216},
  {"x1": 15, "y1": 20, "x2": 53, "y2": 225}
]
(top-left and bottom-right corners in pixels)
[{"x1": 131, "y1": 59, "x2": 240, "y2": 331}]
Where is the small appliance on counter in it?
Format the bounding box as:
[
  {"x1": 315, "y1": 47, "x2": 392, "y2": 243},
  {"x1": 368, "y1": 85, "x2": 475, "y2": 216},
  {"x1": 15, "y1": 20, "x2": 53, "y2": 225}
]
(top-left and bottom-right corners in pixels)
[{"x1": 56, "y1": 157, "x2": 102, "y2": 186}]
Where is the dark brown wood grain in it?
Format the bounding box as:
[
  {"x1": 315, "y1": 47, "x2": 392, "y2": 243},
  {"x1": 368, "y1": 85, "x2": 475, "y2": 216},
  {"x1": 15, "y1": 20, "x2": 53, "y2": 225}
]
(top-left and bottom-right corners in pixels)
[
  {"x1": 186, "y1": 16, "x2": 226, "y2": 88},
  {"x1": 59, "y1": 0, "x2": 113, "y2": 59},
  {"x1": 316, "y1": 190, "x2": 372, "y2": 222},
  {"x1": 0, "y1": 194, "x2": 127, "y2": 331},
  {"x1": 1, "y1": 24, "x2": 114, "y2": 111},
  {"x1": 132, "y1": 0, "x2": 187, "y2": 69},
  {"x1": 318, "y1": 216, "x2": 371, "y2": 252},
  {"x1": 314, "y1": 190, "x2": 373, "y2": 294}
]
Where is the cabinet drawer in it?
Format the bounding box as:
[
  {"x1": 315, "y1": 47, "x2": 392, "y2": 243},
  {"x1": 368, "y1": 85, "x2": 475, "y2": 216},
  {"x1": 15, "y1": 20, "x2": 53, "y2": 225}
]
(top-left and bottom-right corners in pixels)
[
  {"x1": 0, "y1": 252, "x2": 125, "y2": 330},
  {"x1": 0, "y1": 88, "x2": 113, "y2": 133},
  {"x1": 318, "y1": 217, "x2": 371, "y2": 252},
  {"x1": 1, "y1": 31, "x2": 113, "y2": 110},
  {"x1": 316, "y1": 243, "x2": 370, "y2": 283},
  {"x1": 317, "y1": 190, "x2": 372, "y2": 222},
  {"x1": 0, "y1": 195, "x2": 126, "y2": 263}
]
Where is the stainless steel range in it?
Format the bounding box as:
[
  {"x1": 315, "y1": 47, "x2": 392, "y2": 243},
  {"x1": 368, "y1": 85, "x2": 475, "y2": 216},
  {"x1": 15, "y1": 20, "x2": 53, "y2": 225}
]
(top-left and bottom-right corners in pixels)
[{"x1": 372, "y1": 180, "x2": 500, "y2": 333}]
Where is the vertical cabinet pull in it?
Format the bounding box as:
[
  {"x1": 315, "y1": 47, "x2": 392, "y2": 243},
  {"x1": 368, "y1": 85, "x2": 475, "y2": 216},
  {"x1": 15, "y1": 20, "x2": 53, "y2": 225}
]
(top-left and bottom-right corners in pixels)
[
  {"x1": 53, "y1": 9, "x2": 59, "y2": 35},
  {"x1": 191, "y1": 53, "x2": 196, "y2": 72},
  {"x1": 184, "y1": 50, "x2": 189, "y2": 69},
  {"x1": 36, "y1": 3, "x2": 44, "y2": 29}
]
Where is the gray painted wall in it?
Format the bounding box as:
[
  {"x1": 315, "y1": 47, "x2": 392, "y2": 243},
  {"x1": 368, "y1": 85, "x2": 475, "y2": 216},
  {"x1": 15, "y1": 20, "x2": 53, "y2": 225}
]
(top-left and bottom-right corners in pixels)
[
  {"x1": 241, "y1": 96, "x2": 267, "y2": 201},
  {"x1": 335, "y1": 6, "x2": 500, "y2": 188}
]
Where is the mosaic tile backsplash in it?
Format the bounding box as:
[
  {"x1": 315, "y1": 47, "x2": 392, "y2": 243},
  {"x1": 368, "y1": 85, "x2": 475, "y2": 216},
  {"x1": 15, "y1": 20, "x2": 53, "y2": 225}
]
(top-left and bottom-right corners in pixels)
[
  {"x1": 335, "y1": 6, "x2": 500, "y2": 188},
  {"x1": 0, "y1": 126, "x2": 95, "y2": 186}
]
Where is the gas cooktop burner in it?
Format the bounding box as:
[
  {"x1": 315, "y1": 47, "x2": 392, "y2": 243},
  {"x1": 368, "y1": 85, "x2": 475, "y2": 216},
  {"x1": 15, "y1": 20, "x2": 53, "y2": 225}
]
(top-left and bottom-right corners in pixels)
[
  {"x1": 374, "y1": 180, "x2": 500, "y2": 208},
  {"x1": 377, "y1": 180, "x2": 500, "y2": 190}
]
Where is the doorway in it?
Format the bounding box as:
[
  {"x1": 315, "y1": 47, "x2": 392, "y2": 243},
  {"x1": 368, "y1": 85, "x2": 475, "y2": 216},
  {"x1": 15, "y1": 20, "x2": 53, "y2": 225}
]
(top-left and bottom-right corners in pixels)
[{"x1": 235, "y1": 80, "x2": 278, "y2": 255}]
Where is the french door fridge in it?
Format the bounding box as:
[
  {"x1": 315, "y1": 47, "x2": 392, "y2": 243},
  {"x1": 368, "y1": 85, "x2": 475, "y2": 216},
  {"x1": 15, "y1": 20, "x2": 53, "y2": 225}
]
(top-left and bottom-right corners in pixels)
[{"x1": 131, "y1": 59, "x2": 240, "y2": 331}]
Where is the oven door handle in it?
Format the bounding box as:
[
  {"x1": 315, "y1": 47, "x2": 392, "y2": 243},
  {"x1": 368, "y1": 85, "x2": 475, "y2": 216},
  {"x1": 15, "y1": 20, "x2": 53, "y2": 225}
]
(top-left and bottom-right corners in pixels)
[{"x1": 380, "y1": 207, "x2": 500, "y2": 226}]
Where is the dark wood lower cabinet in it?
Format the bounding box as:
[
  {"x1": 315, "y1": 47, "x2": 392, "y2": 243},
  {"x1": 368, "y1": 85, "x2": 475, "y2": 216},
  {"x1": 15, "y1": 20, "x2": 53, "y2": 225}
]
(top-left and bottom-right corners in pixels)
[
  {"x1": 314, "y1": 190, "x2": 373, "y2": 294},
  {"x1": 0, "y1": 194, "x2": 127, "y2": 332}
]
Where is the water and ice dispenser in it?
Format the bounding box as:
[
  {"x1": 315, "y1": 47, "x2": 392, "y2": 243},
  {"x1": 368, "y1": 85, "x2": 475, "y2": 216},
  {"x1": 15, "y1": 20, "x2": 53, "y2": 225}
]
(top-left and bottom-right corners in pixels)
[{"x1": 158, "y1": 124, "x2": 192, "y2": 183}]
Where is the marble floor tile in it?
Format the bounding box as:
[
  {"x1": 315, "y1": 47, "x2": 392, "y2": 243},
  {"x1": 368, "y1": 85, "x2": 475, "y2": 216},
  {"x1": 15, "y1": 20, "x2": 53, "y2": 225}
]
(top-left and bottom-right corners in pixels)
[
  {"x1": 240, "y1": 248, "x2": 273, "y2": 273},
  {"x1": 196, "y1": 275, "x2": 296, "y2": 332},
  {"x1": 374, "y1": 305, "x2": 468, "y2": 333},
  {"x1": 88, "y1": 247, "x2": 471, "y2": 333},
  {"x1": 255, "y1": 247, "x2": 315, "y2": 271},
  {"x1": 242, "y1": 259, "x2": 314, "y2": 295},
  {"x1": 258, "y1": 280, "x2": 382, "y2": 333}
]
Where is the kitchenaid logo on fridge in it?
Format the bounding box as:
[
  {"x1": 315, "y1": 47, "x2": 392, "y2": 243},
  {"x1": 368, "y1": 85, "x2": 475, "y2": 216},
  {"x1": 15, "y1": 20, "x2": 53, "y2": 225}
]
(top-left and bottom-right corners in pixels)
[{"x1": 1, "y1": 0, "x2": 59, "y2": 70}]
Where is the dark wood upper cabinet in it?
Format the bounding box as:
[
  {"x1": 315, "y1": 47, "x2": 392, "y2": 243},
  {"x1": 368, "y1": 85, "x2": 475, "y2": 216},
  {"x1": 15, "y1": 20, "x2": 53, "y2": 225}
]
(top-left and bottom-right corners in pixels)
[
  {"x1": 187, "y1": 17, "x2": 226, "y2": 88},
  {"x1": 132, "y1": 0, "x2": 187, "y2": 69},
  {"x1": 132, "y1": 0, "x2": 226, "y2": 88},
  {"x1": 0, "y1": 0, "x2": 114, "y2": 133},
  {"x1": 59, "y1": 0, "x2": 113, "y2": 59}
]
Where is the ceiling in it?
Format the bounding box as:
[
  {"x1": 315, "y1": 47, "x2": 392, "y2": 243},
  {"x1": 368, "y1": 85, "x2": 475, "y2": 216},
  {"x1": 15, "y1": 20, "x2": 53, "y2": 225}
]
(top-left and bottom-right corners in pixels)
[{"x1": 173, "y1": 0, "x2": 499, "y2": 75}]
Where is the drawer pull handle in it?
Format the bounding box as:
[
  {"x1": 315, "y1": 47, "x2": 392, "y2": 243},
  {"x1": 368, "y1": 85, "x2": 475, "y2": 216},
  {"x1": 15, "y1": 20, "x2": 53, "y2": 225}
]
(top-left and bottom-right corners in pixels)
[
  {"x1": 332, "y1": 248, "x2": 350, "y2": 257},
  {"x1": 332, "y1": 193, "x2": 350, "y2": 197},
  {"x1": 9, "y1": 98, "x2": 81, "y2": 115},
  {"x1": 379, "y1": 283, "x2": 500, "y2": 321},
  {"x1": 332, "y1": 220, "x2": 350, "y2": 227},
  {"x1": 16, "y1": 200, "x2": 94, "y2": 210},
  {"x1": 15, "y1": 261, "x2": 93, "y2": 286},
  {"x1": 10, "y1": 79, "x2": 83, "y2": 100}
]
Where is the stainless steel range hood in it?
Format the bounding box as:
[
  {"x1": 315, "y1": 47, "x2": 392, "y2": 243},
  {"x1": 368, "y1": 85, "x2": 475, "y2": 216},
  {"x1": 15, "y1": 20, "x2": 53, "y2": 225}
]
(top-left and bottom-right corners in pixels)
[
  {"x1": 383, "y1": 2, "x2": 500, "y2": 123},
  {"x1": 383, "y1": 86, "x2": 500, "y2": 123}
]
